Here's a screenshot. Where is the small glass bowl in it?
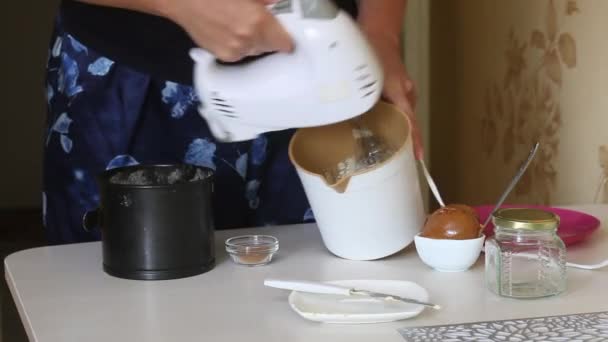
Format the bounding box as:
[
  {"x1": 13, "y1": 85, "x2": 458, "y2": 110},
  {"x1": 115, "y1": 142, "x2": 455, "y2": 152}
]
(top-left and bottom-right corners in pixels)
[{"x1": 225, "y1": 235, "x2": 279, "y2": 266}]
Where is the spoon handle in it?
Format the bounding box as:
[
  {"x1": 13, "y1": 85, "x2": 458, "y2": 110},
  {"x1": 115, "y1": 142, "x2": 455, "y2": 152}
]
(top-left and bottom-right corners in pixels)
[
  {"x1": 420, "y1": 159, "x2": 445, "y2": 207},
  {"x1": 481, "y1": 142, "x2": 540, "y2": 230}
]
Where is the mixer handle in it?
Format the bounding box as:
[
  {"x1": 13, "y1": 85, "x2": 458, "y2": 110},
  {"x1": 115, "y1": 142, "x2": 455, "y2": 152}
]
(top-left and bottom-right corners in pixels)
[
  {"x1": 189, "y1": 48, "x2": 215, "y2": 67},
  {"x1": 189, "y1": 0, "x2": 341, "y2": 72}
]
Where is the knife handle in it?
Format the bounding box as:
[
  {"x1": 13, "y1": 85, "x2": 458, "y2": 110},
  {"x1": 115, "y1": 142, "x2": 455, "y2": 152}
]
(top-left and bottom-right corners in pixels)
[{"x1": 264, "y1": 279, "x2": 352, "y2": 296}]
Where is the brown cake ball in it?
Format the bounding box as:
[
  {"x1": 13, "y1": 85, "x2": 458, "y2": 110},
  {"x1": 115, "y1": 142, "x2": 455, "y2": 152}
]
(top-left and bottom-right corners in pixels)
[
  {"x1": 446, "y1": 204, "x2": 480, "y2": 221},
  {"x1": 420, "y1": 204, "x2": 481, "y2": 240}
]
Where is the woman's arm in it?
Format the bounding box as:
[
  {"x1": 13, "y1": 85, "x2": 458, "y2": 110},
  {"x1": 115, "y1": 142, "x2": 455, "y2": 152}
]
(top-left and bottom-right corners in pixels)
[
  {"x1": 70, "y1": 0, "x2": 293, "y2": 62},
  {"x1": 356, "y1": 0, "x2": 423, "y2": 160},
  {"x1": 357, "y1": 0, "x2": 407, "y2": 43}
]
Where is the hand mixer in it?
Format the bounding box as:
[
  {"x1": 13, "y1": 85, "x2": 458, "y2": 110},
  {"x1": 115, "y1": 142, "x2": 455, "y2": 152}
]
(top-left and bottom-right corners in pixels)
[{"x1": 189, "y1": 0, "x2": 384, "y2": 142}]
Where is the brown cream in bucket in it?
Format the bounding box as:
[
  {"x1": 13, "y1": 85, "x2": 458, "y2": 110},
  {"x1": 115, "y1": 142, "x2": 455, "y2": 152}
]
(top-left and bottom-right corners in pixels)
[{"x1": 288, "y1": 101, "x2": 412, "y2": 193}]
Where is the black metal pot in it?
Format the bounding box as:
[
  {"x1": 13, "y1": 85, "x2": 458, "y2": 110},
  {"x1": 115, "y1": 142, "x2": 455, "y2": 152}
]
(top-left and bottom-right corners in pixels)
[{"x1": 83, "y1": 164, "x2": 216, "y2": 281}]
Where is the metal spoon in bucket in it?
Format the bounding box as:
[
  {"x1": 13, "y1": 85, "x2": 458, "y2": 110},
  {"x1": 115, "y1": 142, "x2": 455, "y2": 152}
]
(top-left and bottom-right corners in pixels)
[{"x1": 479, "y1": 142, "x2": 541, "y2": 235}]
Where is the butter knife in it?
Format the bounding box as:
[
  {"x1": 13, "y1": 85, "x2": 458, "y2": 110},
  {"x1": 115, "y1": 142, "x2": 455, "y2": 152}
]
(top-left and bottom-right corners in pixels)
[{"x1": 264, "y1": 279, "x2": 441, "y2": 310}]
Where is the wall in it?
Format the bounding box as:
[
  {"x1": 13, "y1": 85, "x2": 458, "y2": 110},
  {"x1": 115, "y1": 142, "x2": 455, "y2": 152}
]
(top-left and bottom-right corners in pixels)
[
  {"x1": 0, "y1": 1, "x2": 60, "y2": 208},
  {"x1": 430, "y1": 0, "x2": 608, "y2": 207}
]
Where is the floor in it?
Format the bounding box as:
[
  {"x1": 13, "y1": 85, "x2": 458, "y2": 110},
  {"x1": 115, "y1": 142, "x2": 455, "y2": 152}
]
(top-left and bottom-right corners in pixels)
[{"x1": 0, "y1": 209, "x2": 47, "y2": 342}]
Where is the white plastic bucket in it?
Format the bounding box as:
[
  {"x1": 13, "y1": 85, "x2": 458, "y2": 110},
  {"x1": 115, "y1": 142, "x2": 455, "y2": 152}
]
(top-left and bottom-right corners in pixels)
[{"x1": 288, "y1": 101, "x2": 425, "y2": 260}]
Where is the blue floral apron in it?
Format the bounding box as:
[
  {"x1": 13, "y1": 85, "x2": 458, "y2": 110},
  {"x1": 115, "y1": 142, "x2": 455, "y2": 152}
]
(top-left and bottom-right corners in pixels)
[{"x1": 43, "y1": 18, "x2": 314, "y2": 245}]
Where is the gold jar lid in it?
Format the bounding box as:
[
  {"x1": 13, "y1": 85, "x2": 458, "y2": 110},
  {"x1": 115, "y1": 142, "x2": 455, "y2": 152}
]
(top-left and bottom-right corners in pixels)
[{"x1": 492, "y1": 208, "x2": 560, "y2": 230}]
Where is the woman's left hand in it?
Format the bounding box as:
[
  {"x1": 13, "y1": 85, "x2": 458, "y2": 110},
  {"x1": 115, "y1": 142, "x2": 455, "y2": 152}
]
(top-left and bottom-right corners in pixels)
[{"x1": 362, "y1": 28, "x2": 423, "y2": 160}]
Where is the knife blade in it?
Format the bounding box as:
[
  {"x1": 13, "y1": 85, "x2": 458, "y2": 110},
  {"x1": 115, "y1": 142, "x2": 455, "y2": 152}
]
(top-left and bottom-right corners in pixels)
[{"x1": 350, "y1": 289, "x2": 441, "y2": 309}]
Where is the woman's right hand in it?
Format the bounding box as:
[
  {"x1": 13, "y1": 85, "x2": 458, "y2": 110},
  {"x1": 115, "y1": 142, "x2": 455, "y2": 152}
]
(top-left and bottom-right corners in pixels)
[{"x1": 163, "y1": 0, "x2": 294, "y2": 62}]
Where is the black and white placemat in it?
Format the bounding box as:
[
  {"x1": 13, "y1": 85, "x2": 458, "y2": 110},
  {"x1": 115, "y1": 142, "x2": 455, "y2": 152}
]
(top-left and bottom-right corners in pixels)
[{"x1": 398, "y1": 311, "x2": 608, "y2": 341}]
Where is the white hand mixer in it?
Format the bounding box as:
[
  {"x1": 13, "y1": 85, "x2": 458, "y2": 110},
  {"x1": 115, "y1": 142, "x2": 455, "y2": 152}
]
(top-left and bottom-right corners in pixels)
[{"x1": 189, "y1": 0, "x2": 384, "y2": 142}]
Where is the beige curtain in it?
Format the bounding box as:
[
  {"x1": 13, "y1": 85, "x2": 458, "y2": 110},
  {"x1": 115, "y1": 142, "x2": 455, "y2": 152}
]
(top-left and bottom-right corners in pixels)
[{"x1": 429, "y1": 0, "x2": 608, "y2": 208}]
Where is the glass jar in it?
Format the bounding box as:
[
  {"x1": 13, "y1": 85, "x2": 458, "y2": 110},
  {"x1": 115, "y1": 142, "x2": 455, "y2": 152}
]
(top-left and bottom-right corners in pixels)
[{"x1": 485, "y1": 208, "x2": 566, "y2": 298}]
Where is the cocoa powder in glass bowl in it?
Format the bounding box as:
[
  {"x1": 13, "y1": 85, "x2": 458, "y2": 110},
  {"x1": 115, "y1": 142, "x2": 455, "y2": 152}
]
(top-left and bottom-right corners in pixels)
[{"x1": 225, "y1": 235, "x2": 279, "y2": 266}]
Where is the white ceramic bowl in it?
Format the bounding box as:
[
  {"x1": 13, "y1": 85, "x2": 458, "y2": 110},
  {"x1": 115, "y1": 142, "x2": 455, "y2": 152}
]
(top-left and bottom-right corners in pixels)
[{"x1": 414, "y1": 234, "x2": 485, "y2": 272}]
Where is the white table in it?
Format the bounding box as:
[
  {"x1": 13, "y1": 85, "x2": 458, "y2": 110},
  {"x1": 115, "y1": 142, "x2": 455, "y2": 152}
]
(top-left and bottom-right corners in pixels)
[{"x1": 5, "y1": 204, "x2": 608, "y2": 342}]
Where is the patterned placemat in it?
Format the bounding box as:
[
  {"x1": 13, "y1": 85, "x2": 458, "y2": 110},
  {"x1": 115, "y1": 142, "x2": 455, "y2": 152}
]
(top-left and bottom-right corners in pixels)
[{"x1": 398, "y1": 311, "x2": 608, "y2": 341}]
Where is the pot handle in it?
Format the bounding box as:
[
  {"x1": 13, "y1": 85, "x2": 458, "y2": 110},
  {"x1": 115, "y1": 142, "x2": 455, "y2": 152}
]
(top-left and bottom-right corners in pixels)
[{"x1": 82, "y1": 208, "x2": 100, "y2": 233}]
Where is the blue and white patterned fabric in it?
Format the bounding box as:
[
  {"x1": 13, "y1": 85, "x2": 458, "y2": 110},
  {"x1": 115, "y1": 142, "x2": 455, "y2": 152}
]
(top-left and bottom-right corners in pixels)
[{"x1": 43, "y1": 18, "x2": 315, "y2": 245}]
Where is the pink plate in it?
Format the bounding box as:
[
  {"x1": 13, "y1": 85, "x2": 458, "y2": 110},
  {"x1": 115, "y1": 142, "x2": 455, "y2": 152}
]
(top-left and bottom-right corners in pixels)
[{"x1": 475, "y1": 204, "x2": 601, "y2": 247}]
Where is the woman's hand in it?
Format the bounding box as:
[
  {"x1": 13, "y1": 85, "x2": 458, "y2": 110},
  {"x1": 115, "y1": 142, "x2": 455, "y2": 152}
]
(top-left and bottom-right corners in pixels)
[
  {"x1": 74, "y1": 0, "x2": 292, "y2": 62},
  {"x1": 164, "y1": 0, "x2": 293, "y2": 62}
]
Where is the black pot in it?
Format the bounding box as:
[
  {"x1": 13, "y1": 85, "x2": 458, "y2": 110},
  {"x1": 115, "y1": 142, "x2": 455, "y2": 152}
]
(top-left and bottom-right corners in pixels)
[{"x1": 83, "y1": 164, "x2": 216, "y2": 281}]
